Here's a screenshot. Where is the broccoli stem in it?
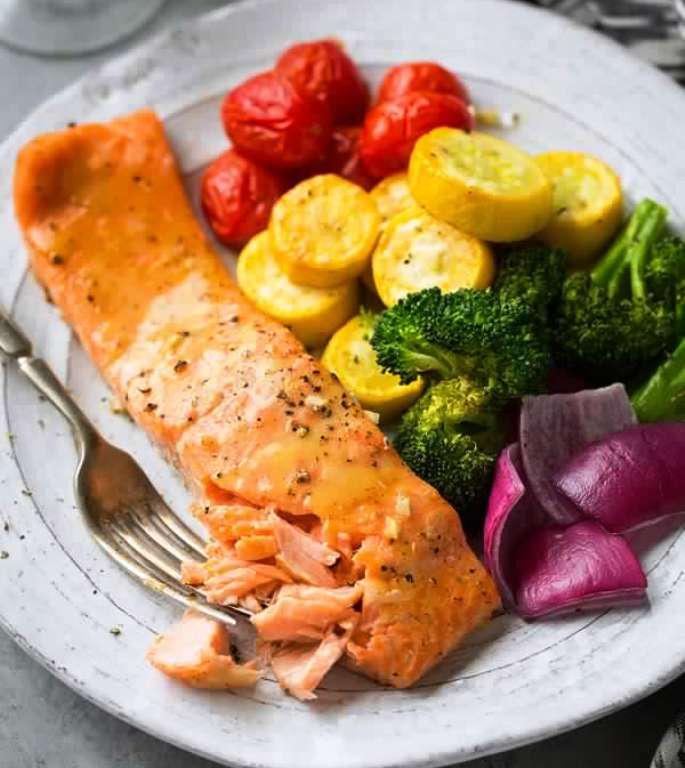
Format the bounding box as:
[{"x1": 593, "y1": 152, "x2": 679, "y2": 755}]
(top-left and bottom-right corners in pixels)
[
  {"x1": 630, "y1": 203, "x2": 669, "y2": 301},
  {"x1": 403, "y1": 342, "x2": 469, "y2": 381},
  {"x1": 591, "y1": 199, "x2": 667, "y2": 298},
  {"x1": 631, "y1": 336, "x2": 685, "y2": 422}
]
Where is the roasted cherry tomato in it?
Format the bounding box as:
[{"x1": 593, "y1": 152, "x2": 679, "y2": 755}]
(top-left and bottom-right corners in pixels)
[
  {"x1": 321, "y1": 126, "x2": 375, "y2": 189},
  {"x1": 276, "y1": 38, "x2": 369, "y2": 124},
  {"x1": 359, "y1": 91, "x2": 474, "y2": 179},
  {"x1": 222, "y1": 70, "x2": 332, "y2": 169},
  {"x1": 201, "y1": 149, "x2": 287, "y2": 249},
  {"x1": 377, "y1": 61, "x2": 470, "y2": 104}
]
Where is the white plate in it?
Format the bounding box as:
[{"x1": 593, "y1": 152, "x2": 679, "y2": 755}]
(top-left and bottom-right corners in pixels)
[{"x1": 1, "y1": 2, "x2": 685, "y2": 767}]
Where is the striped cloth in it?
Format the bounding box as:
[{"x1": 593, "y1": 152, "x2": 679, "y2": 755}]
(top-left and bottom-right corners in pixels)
[
  {"x1": 652, "y1": 712, "x2": 685, "y2": 768},
  {"x1": 530, "y1": 0, "x2": 685, "y2": 83}
]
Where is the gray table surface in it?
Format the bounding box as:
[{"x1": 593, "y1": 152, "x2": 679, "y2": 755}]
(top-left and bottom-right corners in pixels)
[{"x1": 2, "y1": 2, "x2": 685, "y2": 766}]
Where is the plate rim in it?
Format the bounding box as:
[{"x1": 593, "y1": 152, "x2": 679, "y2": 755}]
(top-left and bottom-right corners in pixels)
[{"x1": 2, "y1": 1, "x2": 685, "y2": 766}]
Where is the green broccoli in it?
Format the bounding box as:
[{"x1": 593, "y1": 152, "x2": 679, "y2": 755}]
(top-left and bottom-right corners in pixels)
[
  {"x1": 631, "y1": 335, "x2": 685, "y2": 423},
  {"x1": 494, "y1": 244, "x2": 567, "y2": 320},
  {"x1": 371, "y1": 287, "x2": 550, "y2": 404},
  {"x1": 553, "y1": 199, "x2": 679, "y2": 383},
  {"x1": 644, "y1": 235, "x2": 685, "y2": 339},
  {"x1": 394, "y1": 378, "x2": 505, "y2": 526}
]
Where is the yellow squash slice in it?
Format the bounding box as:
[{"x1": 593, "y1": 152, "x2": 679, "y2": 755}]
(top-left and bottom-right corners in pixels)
[
  {"x1": 322, "y1": 313, "x2": 424, "y2": 422},
  {"x1": 409, "y1": 128, "x2": 553, "y2": 242},
  {"x1": 536, "y1": 150, "x2": 623, "y2": 265},
  {"x1": 237, "y1": 231, "x2": 359, "y2": 348},
  {"x1": 372, "y1": 207, "x2": 495, "y2": 307},
  {"x1": 270, "y1": 174, "x2": 380, "y2": 288},
  {"x1": 364, "y1": 173, "x2": 416, "y2": 293},
  {"x1": 370, "y1": 172, "x2": 415, "y2": 230}
]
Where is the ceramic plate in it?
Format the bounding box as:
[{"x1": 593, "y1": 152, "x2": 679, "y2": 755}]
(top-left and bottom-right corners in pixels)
[{"x1": 2, "y1": 2, "x2": 685, "y2": 766}]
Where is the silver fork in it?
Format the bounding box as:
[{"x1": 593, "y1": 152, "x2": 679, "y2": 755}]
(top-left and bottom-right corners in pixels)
[{"x1": 0, "y1": 310, "x2": 249, "y2": 625}]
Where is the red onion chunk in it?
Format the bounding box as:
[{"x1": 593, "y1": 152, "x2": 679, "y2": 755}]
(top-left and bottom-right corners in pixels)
[
  {"x1": 554, "y1": 423, "x2": 685, "y2": 533},
  {"x1": 520, "y1": 384, "x2": 636, "y2": 525},
  {"x1": 484, "y1": 444, "x2": 545, "y2": 608},
  {"x1": 514, "y1": 521, "x2": 647, "y2": 619}
]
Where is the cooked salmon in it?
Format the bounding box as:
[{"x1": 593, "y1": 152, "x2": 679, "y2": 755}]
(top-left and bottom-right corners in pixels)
[
  {"x1": 146, "y1": 609, "x2": 261, "y2": 689},
  {"x1": 13, "y1": 109, "x2": 500, "y2": 698},
  {"x1": 270, "y1": 618, "x2": 358, "y2": 700}
]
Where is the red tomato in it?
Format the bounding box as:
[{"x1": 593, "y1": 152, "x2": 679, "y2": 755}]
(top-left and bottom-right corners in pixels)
[
  {"x1": 201, "y1": 149, "x2": 287, "y2": 248},
  {"x1": 320, "y1": 126, "x2": 374, "y2": 189},
  {"x1": 359, "y1": 91, "x2": 474, "y2": 179},
  {"x1": 377, "y1": 61, "x2": 470, "y2": 105},
  {"x1": 276, "y1": 39, "x2": 369, "y2": 124},
  {"x1": 222, "y1": 71, "x2": 332, "y2": 169}
]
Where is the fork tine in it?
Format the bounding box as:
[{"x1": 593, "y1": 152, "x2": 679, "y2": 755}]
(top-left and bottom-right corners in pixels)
[
  {"x1": 106, "y1": 512, "x2": 253, "y2": 622},
  {"x1": 149, "y1": 499, "x2": 207, "y2": 555},
  {"x1": 109, "y1": 513, "x2": 186, "y2": 582},
  {"x1": 91, "y1": 525, "x2": 240, "y2": 626},
  {"x1": 132, "y1": 502, "x2": 206, "y2": 563}
]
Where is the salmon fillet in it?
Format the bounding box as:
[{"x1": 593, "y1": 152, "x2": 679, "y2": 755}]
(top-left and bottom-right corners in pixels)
[
  {"x1": 146, "y1": 609, "x2": 261, "y2": 689},
  {"x1": 13, "y1": 109, "x2": 500, "y2": 695}
]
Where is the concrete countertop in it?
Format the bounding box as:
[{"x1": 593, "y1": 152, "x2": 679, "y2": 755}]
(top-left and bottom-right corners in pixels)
[{"x1": 1, "y1": 2, "x2": 683, "y2": 765}]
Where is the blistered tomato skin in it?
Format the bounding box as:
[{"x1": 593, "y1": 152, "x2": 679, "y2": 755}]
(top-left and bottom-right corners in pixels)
[
  {"x1": 321, "y1": 126, "x2": 375, "y2": 190},
  {"x1": 222, "y1": 71, "x2": 332, "y2": 169},
  {"x1": 201, "y1": 149, "x2": 287, "y2": 249},
  {"x1": 359, "y1": 91, "x2": 474, "y2": 179},
  {"x1": 378, "y1": 61, "x2": 470, "y2": 104},
  {"x1": 276, "y1": 39, "x2": 369, "y2": 124}
]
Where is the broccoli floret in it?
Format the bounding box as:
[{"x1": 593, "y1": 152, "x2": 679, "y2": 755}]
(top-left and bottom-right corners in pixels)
[
  {"x1": 369, "y1": 288, "x2": 463, "y2": 382},
  {"x1": 395, "y1": 379, "x2": 505, "y2": 526},
  {"x1": 631, "y1": 336, "x2": 685, "y2": 423},
  {"x1": 645, "y1": 235, "x2": 685, "y2": 338},
  {"x1": 553, "y1": 199, "x2": 677, "y2": 383},
  {"x1": 494, "y1": 244, "x2": 566, "y2": 319},
  {"x1": 371, "y1": 287, "x2": 550, "y2": 404}
]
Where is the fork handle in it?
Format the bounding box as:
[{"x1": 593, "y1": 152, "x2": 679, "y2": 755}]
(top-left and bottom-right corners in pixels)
[{"x1": 1, "y1": 310, "x2": 96, "y2": 449}]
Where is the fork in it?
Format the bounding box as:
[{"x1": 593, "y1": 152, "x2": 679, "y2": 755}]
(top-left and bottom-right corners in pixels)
[{"x1": 0, "y1": 309, "x2": 249, "y2": 625}]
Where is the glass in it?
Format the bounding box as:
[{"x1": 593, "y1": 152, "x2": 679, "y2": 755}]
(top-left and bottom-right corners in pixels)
[{"x1": 0, "y1": 0, "x2": 165, "y2": 56}]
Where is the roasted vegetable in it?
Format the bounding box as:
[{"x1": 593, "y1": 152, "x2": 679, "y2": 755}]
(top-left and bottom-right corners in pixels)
[
  {"x1": 553, "y1": 422, "x2": 685, "y2": 533},
  {"x1": 394, "y1": 378, "x2": 504, "y2": 525},
  {"x1": 237, "y1": 232, "x2": 359, "y2": 348},
  {"x1": 269, "y1": 174, "x2": 380, "y2": 288},
  {"x1": 222, "y1": 71, "x2": 332, "y2": 169},
  {"x1": 494, "y1": 244, "x2": 566, "y2": 321},
  {"x1": 371, "y1": 207, "x2": 495, "y2": 307},
  {"x1": 275, "y1": 39, "x2": 369, "y2": 124},
  {"x1": 371, "y1": 286, "x2": 550, "y2": 403},
  {"x1": 631, "y1": 335, "x2": 685, "y2": 423},
  {"x1": 377, "y1": 61, "x2": 470, "y2": 105},
  {"x1": 370, "y1": 172, "x2": 415, "y2": 231},
  {"x1": 536, "y1": 151, "x2": 623, "y2": 265},
  {"x1": 321, "y1": 311, "x2": 424, "y2": 422},
  {"x1": 360, "y1": 92, "x2": 474, "y2": 179},
  {"x1": 201, "y1": 149, "x2": 287, "y2": 249},
  {"x1": 553, "y1": 198, "x2": 679, "y2": 383},
  {"x1": 513, "y1": 521, "x2": 646, "y2": 619},
  {"x1": 409, "y1": 128, "x2": 553, "y2": 242},
  {"x1": 644, "y1": 235, "x2": 685, "y2": 339}
]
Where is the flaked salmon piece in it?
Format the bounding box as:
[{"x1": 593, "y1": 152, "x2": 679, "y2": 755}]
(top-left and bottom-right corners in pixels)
[
  {"x1": 271, "y1": 618, "x2": 358, "y2": 701},
  {"x1": 234, "y1": 534, "x2": 279, "y2": 561},
  {"x1": 146, "y1": 610, "x2": 261, "y2": 689},
  {"x1": 203, "y1": 561, "x2": 291, "y2": 606},
  {"x1": 191, "y1": 502, "x2": 273, "y2": 547},
  {"x1": 181, "y1": 560, "x2": 207, "y2": 586},
  {"x1": 251, "y1": 584, "x2": 362, "y2": 642},
  {"x1": 14, "y1": 109, "x2": 500, "y2": 692},
  {"x1": 271, "y1": 513, "x2": 339, "y2": 587},
  {"x1": 241, "y1": 594, "x2": 263, "y2": 614}
]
